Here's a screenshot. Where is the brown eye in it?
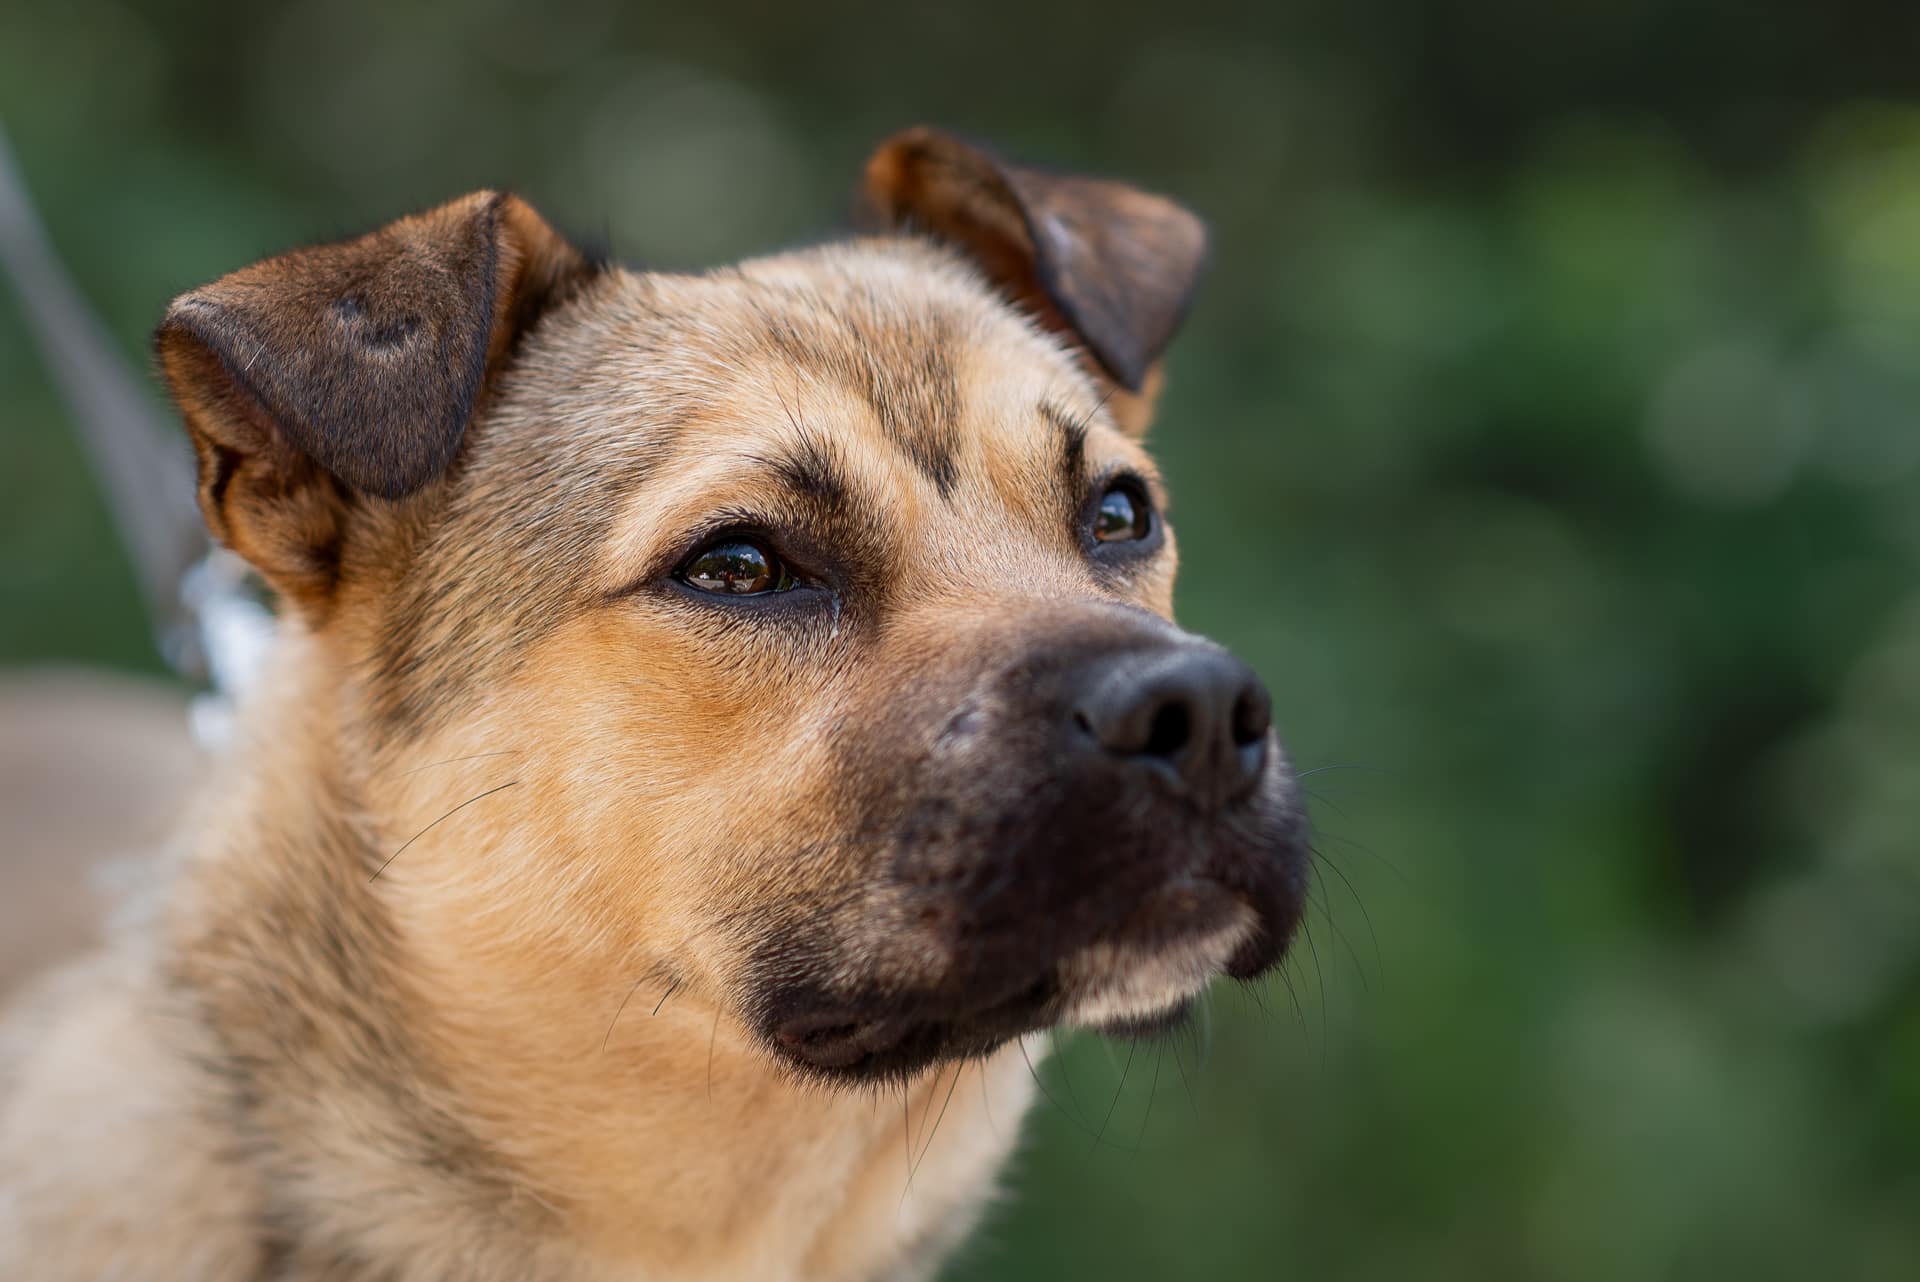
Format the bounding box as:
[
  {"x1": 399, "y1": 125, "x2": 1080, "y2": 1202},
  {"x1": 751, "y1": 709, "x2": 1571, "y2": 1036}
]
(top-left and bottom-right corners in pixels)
[
  {"x1": 1093, "y1": 483, "x2": 1152, "y2": 543},
  {"x1": 679, "y1": 540, "x2": 793, "y2": 595}
]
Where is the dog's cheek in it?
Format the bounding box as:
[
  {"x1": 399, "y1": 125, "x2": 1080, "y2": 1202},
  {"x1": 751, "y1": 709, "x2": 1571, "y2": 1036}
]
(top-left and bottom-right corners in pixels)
[
  {"x1": 1122, "y1": 523, "x2": 1179, "y2": 621},
  {"x1": 439, "y1": 613, "x2": 864, "y2": 972}
]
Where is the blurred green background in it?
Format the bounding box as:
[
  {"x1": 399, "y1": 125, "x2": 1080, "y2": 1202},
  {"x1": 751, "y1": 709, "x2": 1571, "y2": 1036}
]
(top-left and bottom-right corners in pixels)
[{"x1": 4, "y1": 1, "x2": 1920, "y2": 1277}]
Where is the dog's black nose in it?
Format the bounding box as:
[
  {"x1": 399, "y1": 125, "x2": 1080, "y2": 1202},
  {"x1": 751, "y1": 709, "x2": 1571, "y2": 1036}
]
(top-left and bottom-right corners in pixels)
[{"x1": 1075, "y1": 647, "x2": 1271, "y2": 806}]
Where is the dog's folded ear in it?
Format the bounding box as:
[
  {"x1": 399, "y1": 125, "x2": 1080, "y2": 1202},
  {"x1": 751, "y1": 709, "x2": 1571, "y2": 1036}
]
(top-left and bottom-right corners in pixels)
[
  {"x1": 156, "y1": 192, "x2": 593, "y2": 610},
  {"x1": 859, "y1": 128, "x2": 1207, "y2": 432}
]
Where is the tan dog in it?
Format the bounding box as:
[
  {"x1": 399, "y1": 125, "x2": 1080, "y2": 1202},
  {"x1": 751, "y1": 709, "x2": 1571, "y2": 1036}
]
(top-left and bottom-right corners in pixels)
[{"x1": 0, "y1": 129, "x2": 1307, "y2": 1281}]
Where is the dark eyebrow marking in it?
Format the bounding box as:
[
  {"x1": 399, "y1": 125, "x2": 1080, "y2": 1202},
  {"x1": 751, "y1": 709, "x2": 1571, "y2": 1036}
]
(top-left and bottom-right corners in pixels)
[
  {"x1": 744, "y1": 285, "x2": 963, "y2": 500},
  {"x1": 894, "y1": 334, "x2": 961, "y2": 499},
  {"x1": 1040, "y1": 399, "x2": 1090, "y2": 507},
  {"x1": 763, "y1": 430, "x2": 850, "y2": 512}
]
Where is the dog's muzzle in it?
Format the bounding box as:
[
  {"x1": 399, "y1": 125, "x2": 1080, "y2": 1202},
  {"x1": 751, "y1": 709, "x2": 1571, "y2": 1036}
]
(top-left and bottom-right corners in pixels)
[{"x1": 753, "y1": 612, "x2": 1310, "y2": 1082}]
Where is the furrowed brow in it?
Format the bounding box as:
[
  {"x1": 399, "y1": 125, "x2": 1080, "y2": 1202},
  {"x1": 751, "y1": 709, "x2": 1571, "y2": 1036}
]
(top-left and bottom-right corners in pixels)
[
  {"x1": 1040, "y1": 399, "x2": 1091, "y2": 509},
  {"x1": 760, "y1": 430, "x2": 852, "y2": 517}
]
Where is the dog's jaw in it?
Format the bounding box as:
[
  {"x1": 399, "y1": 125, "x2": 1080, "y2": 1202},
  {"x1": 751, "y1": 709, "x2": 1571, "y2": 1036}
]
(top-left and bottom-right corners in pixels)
[
  {"x1": 1056, "y1": 902, "x2": 1257, "y2": 1031},
  {"x1": 756, "y1": 869, "x2": 1287, "y2": 1085}
]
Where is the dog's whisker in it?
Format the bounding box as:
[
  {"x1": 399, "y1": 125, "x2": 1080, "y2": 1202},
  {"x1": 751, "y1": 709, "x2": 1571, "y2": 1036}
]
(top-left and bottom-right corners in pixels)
[
  {"x1": 898, "y1": 1090, "x2": 914, "y2": 1204},
  {"x1": 1131, "y1": 1045, "x2": 1164, "y2": 1154},
  {"x1": 650, "y1": 980, "x2": 681, "y2": 1018},
  {"x1": 600, "y1": 977, "x2": 648, "y2": 1054},
  {"x1": 1302, "y1": 787, "x2": 1358, "y2": 825},
  {"x1": 1309, "y1": 863, "x2": 1374, "y2": 994},
  {"x1": 1300, "y1": 913, "x2": 1330, "y2": 1067},
  {"x1": 391, "y1": 750, "x2": 525, "y2": 778},
  {"x1": 1082, "y1": 380, "x2": 1120, "y2": 432},
  {"x1": 1293, "y1": 761, "x2": 1384, "y2": 780},
  {"x1": 1312, "y1": 841, "x2": 1383, "y2": 965},
  {"x1": 1053, "y1": 1033, "x2": 1092, "y2": 1120},
  {"x1": 1274, "y1": 958, "x2": 1309, "y2": 1045},
  {"x1": 1195, "y1": 987, "x2": 1217, "y2": 1073},
  {"x1": 1169, "y1": 1034, "x2": 1201, "y2": 1123},
  {"x1": 1088, "y1": 1038, "x2": 1137, "y2": 1155},
  {"x1": 1310, "y1": 827, "x2": 1412, "y2": 886},
  {"x1": 904, "y1": 1070, "x2": 929, "y2": 1159},
  {"x1": 910, "y1": 1062, "x2": 964, "y2": 1181},
  {"x1": 368, "y1": 779, "x2": 521, "y2": 882},
  {"x1": 1016, "y1": 1037, "x2": 1095, "y2": 1140}
]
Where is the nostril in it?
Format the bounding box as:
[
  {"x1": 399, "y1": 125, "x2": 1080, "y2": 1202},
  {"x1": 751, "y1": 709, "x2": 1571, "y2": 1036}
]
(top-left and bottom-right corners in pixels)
[
  {"x1": 1143, "y1": 700, "x2": 1192, "y2": 758},
  {"x1": 1071, "y1": 646, "x2": 1272, "y2": 802},
  {"x1": 1231, "y1": 685, "x2": 1271, "y2": 746}
]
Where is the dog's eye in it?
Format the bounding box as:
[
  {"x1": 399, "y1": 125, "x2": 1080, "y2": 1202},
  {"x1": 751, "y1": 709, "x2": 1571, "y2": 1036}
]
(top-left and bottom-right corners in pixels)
[
  {"x1": 1092, "y1": 482, "x2": 1153, "y2": 543},
  {"x1": 679, "y1": 540, "x2": 795, "y2": 595}
]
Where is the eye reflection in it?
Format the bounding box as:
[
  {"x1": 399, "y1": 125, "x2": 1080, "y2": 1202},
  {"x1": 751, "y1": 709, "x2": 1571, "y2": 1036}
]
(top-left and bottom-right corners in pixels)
[
  {"x1": 679, "y1": 540, "x2": 792, "y2": 595},
  {"x1": 1093, "y1": 484, "x2": 1152, "y2": 543}
]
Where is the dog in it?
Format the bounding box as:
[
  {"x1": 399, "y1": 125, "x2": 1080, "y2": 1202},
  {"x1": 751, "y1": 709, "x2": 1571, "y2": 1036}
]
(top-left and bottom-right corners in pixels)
[{"x1": 0, "y1": 128, "x2": 1308, "y2": 1281}]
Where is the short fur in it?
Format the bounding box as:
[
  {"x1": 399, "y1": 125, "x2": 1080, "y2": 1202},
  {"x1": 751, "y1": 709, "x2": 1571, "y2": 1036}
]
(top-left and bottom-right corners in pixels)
[{"x1": 0, "y1": 129, "x2": 1305, "y2": 1281}]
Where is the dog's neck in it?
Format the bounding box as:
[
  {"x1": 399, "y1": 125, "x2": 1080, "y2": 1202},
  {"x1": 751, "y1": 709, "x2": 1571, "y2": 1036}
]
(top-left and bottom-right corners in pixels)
[{"x1": 169, "y1": 632, "x2": 1034, "y2": 1282}]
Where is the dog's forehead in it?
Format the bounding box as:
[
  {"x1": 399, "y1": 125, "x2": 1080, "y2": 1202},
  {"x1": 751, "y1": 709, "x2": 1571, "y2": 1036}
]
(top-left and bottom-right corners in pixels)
[
  {"x1": 508, "y1": 238, "x2": 1111, "y2": 476},
  {"x1": 465, "y1": 236, "x2": 1152, "y2": 573}
]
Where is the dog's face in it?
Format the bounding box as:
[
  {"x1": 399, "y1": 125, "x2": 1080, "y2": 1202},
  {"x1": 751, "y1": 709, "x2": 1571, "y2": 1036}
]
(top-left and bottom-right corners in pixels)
[{"x1": 158, "y1": 130, "x2": 1308, "y2": 1084}]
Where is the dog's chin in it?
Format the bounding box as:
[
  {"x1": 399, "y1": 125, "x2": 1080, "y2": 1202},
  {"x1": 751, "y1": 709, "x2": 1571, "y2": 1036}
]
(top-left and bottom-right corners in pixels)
[
  {"x1": 1055, "y1": 907, "x2": 1255, "y2": 1032},
  {"x1": 763, "y1": 889, "x2": 1263, "y2": 1086}
]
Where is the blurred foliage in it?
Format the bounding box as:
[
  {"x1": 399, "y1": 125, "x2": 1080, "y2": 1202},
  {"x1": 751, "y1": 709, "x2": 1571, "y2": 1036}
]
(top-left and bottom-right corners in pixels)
[{"x1": 4, "y1": 2, "x2": 1919, "y2": 1278}]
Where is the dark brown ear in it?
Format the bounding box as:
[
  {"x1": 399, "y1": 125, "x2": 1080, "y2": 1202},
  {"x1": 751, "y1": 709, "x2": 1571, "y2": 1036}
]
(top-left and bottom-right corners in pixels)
[
  {"x1": 156, "y1": 191, "x2": 593, "y2": 609},
  {"x1": 859, "y1": 127, "x2": 1207, "y2": 430}
]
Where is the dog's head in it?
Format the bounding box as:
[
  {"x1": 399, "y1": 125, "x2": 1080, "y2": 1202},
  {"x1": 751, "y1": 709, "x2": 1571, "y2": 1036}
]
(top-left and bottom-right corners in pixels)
[{"x1": 157, "y1": 129, "x2": 1308, "y2": 1084}]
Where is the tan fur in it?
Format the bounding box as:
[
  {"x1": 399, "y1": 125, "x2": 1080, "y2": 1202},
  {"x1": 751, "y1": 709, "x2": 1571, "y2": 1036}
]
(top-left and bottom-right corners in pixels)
[{"x1": 0, "y1": 134, "x2": 1293, "y2": 1282}]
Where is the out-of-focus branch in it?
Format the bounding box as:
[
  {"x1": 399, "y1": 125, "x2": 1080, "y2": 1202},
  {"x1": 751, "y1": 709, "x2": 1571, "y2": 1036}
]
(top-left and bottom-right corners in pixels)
[{"x1": 0, "y1": 122, "x2": 207, "y2": 673}]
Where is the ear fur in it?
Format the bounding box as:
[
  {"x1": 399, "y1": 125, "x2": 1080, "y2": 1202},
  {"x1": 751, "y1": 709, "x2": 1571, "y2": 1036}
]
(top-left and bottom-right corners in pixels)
[
  {"x1": 859, "y1": 128, "x2": 1207, "y2": 427},
  {"x1": 156, "y1": 192, "x2": 594, "y2": 609}
]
